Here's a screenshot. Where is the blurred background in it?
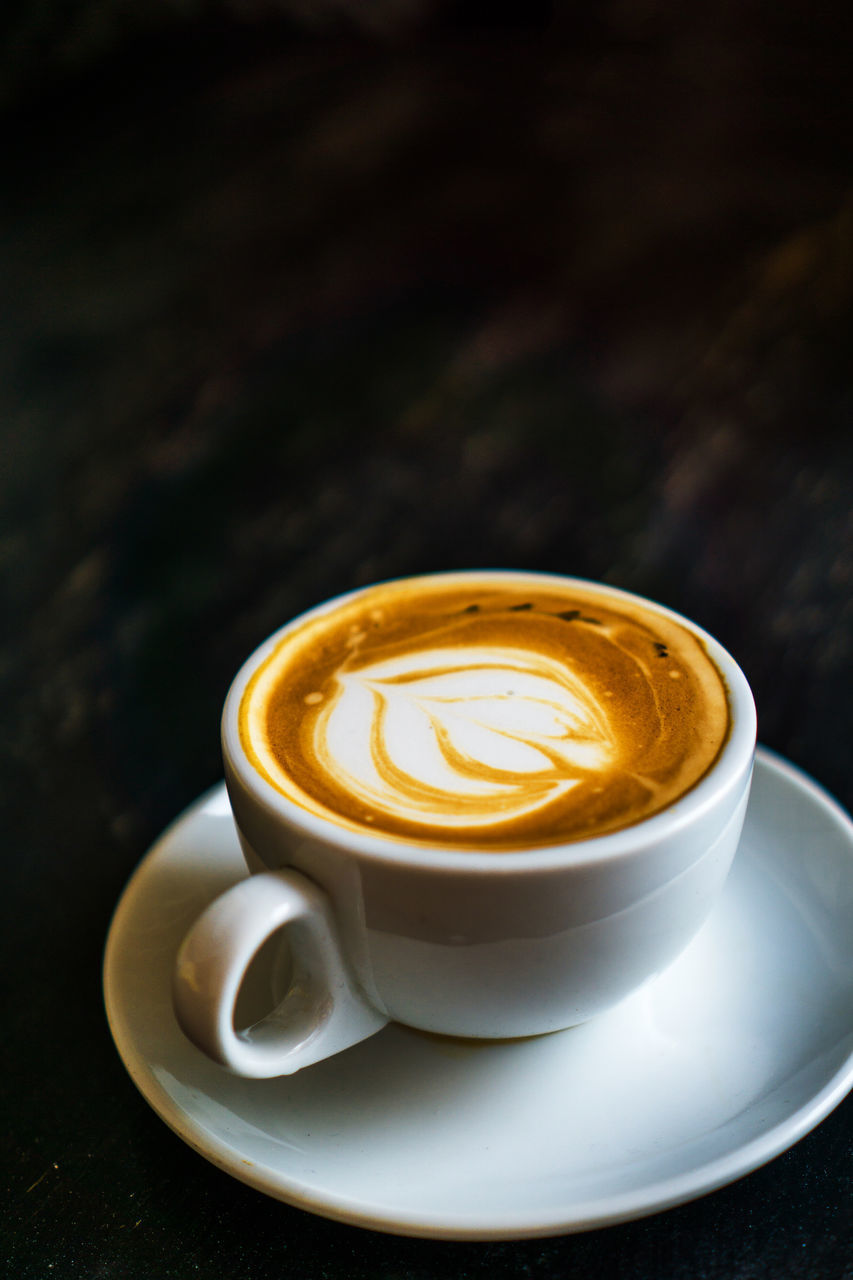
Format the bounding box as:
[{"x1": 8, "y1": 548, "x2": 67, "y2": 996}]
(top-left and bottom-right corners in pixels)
[{"x1": 3, "y1": 3, "x2": 852, "y2": 1277}]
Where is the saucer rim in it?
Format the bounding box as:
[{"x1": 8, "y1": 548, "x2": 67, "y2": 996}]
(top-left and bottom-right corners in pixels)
[{"x1": 103, "y1": 747, "x2": 853, "y2": 1240}]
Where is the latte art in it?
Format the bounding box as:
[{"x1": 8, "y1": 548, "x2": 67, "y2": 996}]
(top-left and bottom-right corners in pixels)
[
  {"x1": 318, "y1": 645, "x2": 617, "y2": 832},
  {"x1": 239, "y1": 574, "x2": 731, "y2": 848}
]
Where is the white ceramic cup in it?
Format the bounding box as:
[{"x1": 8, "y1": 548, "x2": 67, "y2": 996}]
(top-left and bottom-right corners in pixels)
[{"x1": 173, "y1": 573, "x2": 756, "y2": 1077}]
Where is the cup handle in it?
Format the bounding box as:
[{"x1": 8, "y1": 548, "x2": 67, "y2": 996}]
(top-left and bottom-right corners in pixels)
[{"x1": 172, "y1": 869, "x2": 388, "y2": 1077}]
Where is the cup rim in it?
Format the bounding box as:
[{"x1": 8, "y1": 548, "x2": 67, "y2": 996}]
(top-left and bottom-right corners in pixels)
[{"x1": 221, "y1": 570, "x2": 757, "y2": 873}]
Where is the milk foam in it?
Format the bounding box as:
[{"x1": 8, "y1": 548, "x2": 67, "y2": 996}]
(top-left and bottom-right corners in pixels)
[
  {"x1": 315, "y1": 646, "x2": 615, "y2": 831},
  {"x1": 239, "y1": 575, "x2": 730, "y2": 848}
]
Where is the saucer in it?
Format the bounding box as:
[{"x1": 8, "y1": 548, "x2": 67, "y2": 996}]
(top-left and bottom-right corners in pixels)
[{"x1": 103, "y1": 749, "x2": 853, "y2": 1240}]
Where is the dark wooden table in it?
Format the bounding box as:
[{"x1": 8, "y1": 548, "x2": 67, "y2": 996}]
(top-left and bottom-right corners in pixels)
[{"x1": 3, "y1": 6, "x2": 852, "y2": 1276}]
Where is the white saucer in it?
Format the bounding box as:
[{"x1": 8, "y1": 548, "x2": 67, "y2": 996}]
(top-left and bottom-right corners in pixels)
[{"x1": 103, "y1": 749, "x2": 853, "y2": 1240}]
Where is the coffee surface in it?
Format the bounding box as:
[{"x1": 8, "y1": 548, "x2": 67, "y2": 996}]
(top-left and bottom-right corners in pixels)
[{"x1": 239, "y1": 575, "x2": 730, "y2": 848}]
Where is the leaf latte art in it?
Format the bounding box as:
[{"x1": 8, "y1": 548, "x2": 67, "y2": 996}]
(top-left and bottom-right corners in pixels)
[
  {"x1": 240, "y1": 575, "x2": 731, "y2": 848},
  {"x1": 316, "y1": 646, "x2": 617, "y2": 832}
]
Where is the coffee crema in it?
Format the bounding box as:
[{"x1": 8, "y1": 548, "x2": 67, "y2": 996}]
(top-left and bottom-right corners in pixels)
[{"x1": 239, "y1": 575, "x2": 730, "y2": 849}]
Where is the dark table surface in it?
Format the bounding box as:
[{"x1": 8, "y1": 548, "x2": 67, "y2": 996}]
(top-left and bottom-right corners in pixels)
[{"x1": 3, "y1": 4, "x2": 852, "y2": 1277}]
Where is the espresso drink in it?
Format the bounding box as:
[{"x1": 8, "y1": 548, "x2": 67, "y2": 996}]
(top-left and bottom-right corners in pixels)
[{"x1": 239, "y1": 574, "x2": 730, "y2": 849}]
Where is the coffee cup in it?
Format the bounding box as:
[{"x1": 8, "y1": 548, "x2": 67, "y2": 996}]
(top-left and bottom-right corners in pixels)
[{"x1": 173, "y1": 571, "x2": 756, "y2": 1076}]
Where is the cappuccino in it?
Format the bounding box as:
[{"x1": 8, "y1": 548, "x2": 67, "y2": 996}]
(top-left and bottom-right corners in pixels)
[{"x1": 239, "y1": 574, "x2": 730, "y2": 849}]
